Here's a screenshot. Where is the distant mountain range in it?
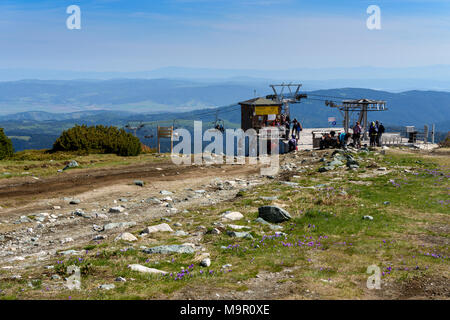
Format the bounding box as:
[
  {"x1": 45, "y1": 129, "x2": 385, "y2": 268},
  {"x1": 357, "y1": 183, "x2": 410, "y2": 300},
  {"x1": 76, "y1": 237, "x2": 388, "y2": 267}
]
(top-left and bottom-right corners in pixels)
[
  {"x1": 2, "y1": 65, "x2": 450, "y2": 91},
  {"x1": 0, "y1": 81, "x2": 449, "y2": 151}
]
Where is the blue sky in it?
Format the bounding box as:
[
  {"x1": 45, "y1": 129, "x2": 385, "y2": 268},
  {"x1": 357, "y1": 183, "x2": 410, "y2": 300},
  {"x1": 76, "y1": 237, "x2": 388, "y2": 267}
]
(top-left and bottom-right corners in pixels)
[{"x1": 0, "y1": 0, "x2": 449, "y2": 72}]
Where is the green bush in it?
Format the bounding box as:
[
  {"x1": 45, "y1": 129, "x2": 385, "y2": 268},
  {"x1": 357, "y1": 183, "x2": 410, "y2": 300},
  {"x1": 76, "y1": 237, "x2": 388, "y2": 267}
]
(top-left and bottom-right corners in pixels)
[
  {"x1": 0, "y1": 128, "x2": 14, "y2": 160},
  {"x1": 52, "y1": 125, "x2": 141, "y2": 156}
]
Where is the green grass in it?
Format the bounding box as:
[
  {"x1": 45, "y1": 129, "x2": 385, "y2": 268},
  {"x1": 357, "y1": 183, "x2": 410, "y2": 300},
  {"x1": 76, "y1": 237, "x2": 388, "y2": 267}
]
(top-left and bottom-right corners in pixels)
[
  {"x1": 1, "y1": 148, "x2": 448, "y2": 300},
  {"x1": 0, "y1": 150, "x2": 167, "y2": 179}
]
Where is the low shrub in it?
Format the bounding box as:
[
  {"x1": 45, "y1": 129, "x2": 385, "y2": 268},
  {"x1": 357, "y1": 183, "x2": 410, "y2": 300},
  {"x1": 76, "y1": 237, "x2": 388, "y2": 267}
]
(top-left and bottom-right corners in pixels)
[
  {"x1": 52, "y1": 125, "x2": 141, "y2": 156},
  {"x1": 0, "y1": 128, "x2": 14, "y2": 160}
]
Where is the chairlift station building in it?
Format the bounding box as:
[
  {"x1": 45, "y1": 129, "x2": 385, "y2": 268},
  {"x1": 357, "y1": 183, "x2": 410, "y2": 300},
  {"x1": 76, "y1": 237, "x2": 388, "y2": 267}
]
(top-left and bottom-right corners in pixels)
[{"x1": 239, "y1": 97, "x2": 282, "y2": 131}]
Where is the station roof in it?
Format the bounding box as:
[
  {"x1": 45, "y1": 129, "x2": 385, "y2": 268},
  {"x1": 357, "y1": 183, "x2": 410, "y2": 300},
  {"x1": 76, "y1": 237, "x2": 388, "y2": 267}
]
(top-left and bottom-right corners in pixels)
[
  {"x1": 238, "y1": 97, "x2": 282, "y2": 106},
  {"x1": 342, "y1": 99, "x2": 386, "y2": 104}
]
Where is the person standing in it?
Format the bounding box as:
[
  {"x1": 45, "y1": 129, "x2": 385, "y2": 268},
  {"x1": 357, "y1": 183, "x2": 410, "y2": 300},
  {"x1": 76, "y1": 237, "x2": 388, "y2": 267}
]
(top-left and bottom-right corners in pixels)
[
  {"x1": 376, "y1": 121, "x2": 385, "y2": 147},
  {"x1": 292, "y1": 118, "x2": 297, "y2": 137},
  {"x1": 295, "y1": 120, "x2": 303, "y2": 140},
  {"x1": 369, "y1": 121, "x2": 378, "y2": 147},
  {"x1": 352, "y1": 121, "x2": 362, "y2": 149}
]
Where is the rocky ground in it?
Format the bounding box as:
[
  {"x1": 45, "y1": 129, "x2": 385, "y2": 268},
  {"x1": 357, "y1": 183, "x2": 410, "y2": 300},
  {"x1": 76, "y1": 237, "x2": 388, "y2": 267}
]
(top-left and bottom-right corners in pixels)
[{"x1": 0, "y1": 147, "x2": 448, "y2": 300}]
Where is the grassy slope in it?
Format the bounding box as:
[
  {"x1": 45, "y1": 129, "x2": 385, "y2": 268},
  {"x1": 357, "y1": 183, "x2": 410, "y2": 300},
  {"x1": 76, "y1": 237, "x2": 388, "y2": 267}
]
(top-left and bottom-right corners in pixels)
[
  {"x1": 0, "y1": 149, "x2": 448, "y2": 300},
  {"x1": 0, "y1": 150, "x2": 165, "y2": 180}
]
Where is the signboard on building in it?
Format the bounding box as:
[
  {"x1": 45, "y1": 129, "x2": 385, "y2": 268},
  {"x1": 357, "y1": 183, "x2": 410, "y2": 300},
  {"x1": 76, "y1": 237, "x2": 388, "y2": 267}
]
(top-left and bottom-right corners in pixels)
[{"x1": 255, "y1": 106, "x2": 280, "y2": 116}]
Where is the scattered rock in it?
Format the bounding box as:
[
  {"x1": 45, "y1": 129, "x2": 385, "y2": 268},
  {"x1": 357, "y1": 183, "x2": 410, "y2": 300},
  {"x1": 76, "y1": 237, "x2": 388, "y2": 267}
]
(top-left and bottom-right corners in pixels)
[
  {"x1": 143, "y1": 245, "x2": 195, "y2": 254},
  {"x1": 103, "y1": 221, "x2": 136, "y2": 231},
  {"x1": 59, "y1": 249, "x2": 81, "y2": 256},
  {"x1": 114, "y1": 232, "x2": 138, "y2": 242},
  {"x1": 227, "y1": 231, "x2": 253, "y2": 239},
  {"x1": 115, "y1": 277, "x2": 127, "y2": 282},
  {"x1": 73, "y1": 209, "x2": 91, "y2": 218},
  {"x1": 260, "y1": 196, "x2": 278, "y2": 201},
  {"x1": 63, "y1": 160, "x2": 79, "y2": 171},
  {"x1": 280, "y1": 181, "x2": 299, "y2": 187},
  {"x1": 363, "y1": 215, "x2": 374, "y2": 220},
  {"x1": 93, "y1": 235, "x2": 107, "y2": 241},
  {"x1": 134, "y1": 180, "x2": 145, "y2": 187},
  {"x1": 200, "y1": 258, "x2": 211, "y2": 267},
  {"x1": 109, "y1": 206, "x2": 125, "y2": 213},
  {"x1": 141, "y1": 223, "x2": 174, "y2": 234},
  {"x1": 258, "y1": 206, "x2": 291, "y2": 223},
  {"x1": 93, "y1": 224, "x2": 103, "y2": 232},
  {"x1": 209, "y1": 228, "x2": 221, "y2": 235},
  {"x1": 61, "y1": 237, "x2": 74, "y2": 244},
  {"x1": 96, "y1": 213, "x2": 108, "y2": 219},
  {"x1": 146, "y1": 197, "x2": 162, "y2": 205},
  {"x1": 98, "y1": 284, "x2": 115, "y2": 290},
  {"x1": 227, "y1": 224, "x2": 251, "y2": 230},
  {"x1": 160, "y1": 190, "x2": 173, "y2": 196},
  {"x1": 69, "y1": 199, "x2": 81, "y2": 205},
  {"x1": 318, "y1": 166, "x2": 334, "y2": 173},
  {"x1": 221, "y1": 211, "x2": 244, "y2": 221},
  {"x1": 128, "y1": 264, "x2": 167, "y2": 275},
  {"x1": 174, "y1": 230, "x2": 188, "y2": 236}
]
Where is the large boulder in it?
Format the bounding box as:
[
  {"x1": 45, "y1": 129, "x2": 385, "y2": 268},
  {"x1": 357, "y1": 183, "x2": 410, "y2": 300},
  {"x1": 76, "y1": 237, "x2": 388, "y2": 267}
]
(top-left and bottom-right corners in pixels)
[{"x1": 258, "y1": 206, "x2": 291, "y2": 223}]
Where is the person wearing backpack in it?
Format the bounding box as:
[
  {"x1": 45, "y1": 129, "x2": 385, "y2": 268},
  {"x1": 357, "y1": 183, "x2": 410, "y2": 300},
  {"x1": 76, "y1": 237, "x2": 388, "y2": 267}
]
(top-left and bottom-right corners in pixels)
[
  {"x1": 352, "y1": 121, "x2": 362, "y2": 149},
  {"x1": 376, "y1": 121, "x2": 385, "y2": 147}
]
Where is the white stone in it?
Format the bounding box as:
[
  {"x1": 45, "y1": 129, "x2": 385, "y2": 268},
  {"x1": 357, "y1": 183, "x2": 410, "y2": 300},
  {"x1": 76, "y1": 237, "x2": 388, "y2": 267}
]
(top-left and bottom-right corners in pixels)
[
  {"x1": 141, "y1": 223, "x2": 173, "y2": 234},
  {"x1": 114, "y1": 232, "x2": 138, "y2": 242},
  {"x1": 200, "y1": 258, "x2": 211, "y2": 267},
  {"x1": 128, "y1": 264, "x2": 167, "y2": 275},
  {"x1": 222, "y1": 211, "x2": 244, "y2": 221},
  {"x1": 228, "y1": 224, "x2": 251, "y2": 230},
  {"x1": 109, "y1": 206, "x2": 125, "y2": 213}
]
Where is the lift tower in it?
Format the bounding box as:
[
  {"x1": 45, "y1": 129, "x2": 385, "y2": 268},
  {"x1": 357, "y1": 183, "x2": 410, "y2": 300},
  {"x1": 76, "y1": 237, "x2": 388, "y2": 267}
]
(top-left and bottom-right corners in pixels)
[
  {"x1": 325, "y1": 99, "x2": 387, "y2": 139},
  {"x1": 266, "y1": 83, "x2": 307, "y2": 118}
]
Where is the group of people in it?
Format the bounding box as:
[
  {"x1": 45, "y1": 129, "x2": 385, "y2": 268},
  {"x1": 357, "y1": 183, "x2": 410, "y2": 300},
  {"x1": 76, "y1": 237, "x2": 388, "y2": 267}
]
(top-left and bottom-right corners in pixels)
[
  {"x1": 319, "y1": 120, "x2": 385, "y2": 150},
  {"x1": 262, "y1": 115, "x2": 303, "y2": 141},
  {"x1": 368, "y1": 120, "x2": 385, "y2": 147}
]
